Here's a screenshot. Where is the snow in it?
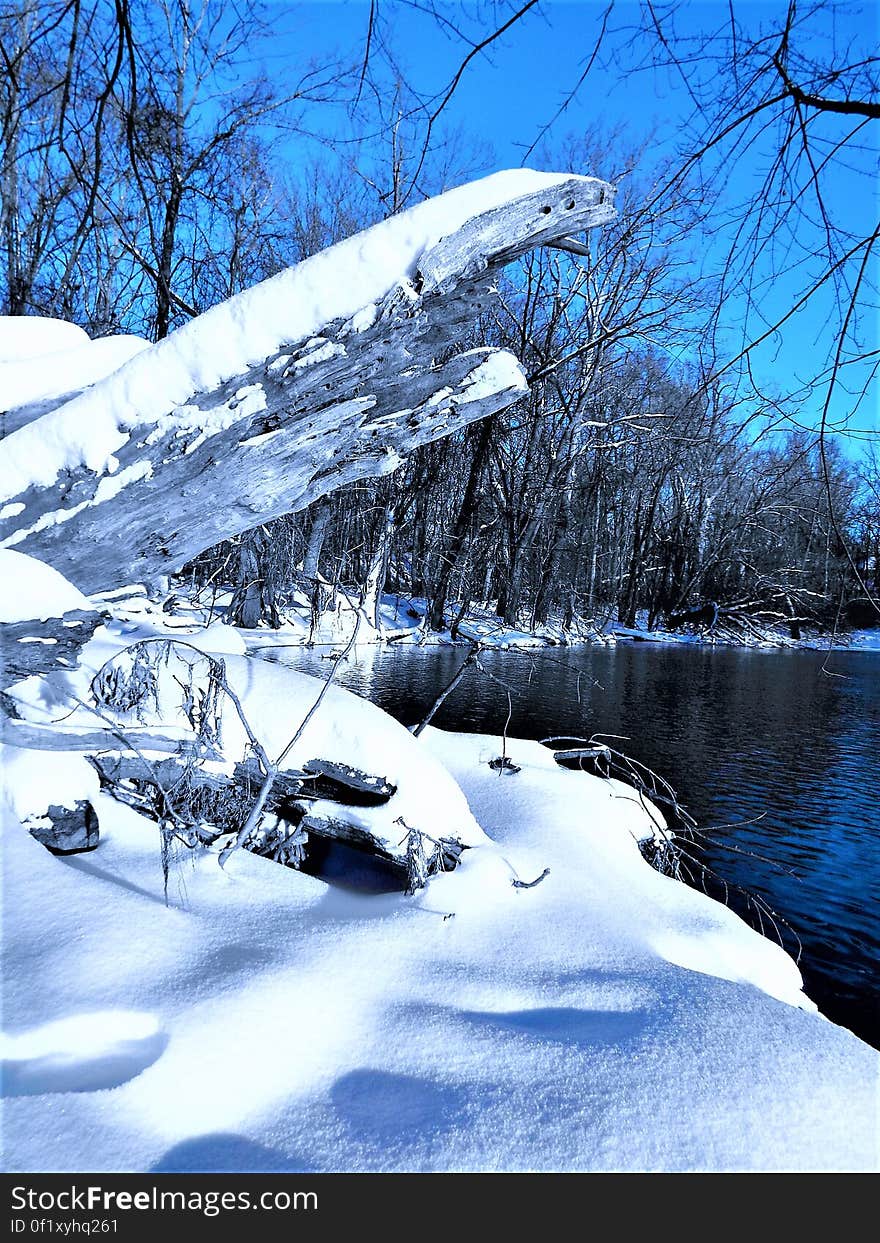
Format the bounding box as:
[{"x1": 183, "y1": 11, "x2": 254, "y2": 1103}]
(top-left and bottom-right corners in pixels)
[
  {"x1": 457, "y1": 350, "x2": 526, "y2": 403},
  {"x1": 0, "y1": 170, "x2": 596, "y2": 501},
  {"x1": 1, "y1": 746, "x2": 98, "y2": 818},
  {"x1": 0, "y1": 316, "x2": 89, "y2": 362},
  {"x1": 229, "y1": 589, "x2": 879, "y2": 656},
  {"x1": 2, "y1": 1011, "x2": 167, "y2": 1097},
  {"x1": 1, "y1": 332, "x2": 150, "y2": 413},
  {"x1": 229, "y1": 591, "x2": 609, "y2": 651},
  {"x1": 2, "y1": 717, "x2": 876, "y2": 1171},
  {"x1": 2, "y1": 591, "x2": 877, "y2": 1171},
  {"x1": 842, "y1": 629, "x2": 880, "y2": 652},
  {"x1": 0, "y1": 548, "x2": 93, "y2": 621}
]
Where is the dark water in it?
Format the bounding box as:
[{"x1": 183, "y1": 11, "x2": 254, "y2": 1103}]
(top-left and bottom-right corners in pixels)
[{"x1": 263, "y1": 640, "x2": 880, "y2": 1049}]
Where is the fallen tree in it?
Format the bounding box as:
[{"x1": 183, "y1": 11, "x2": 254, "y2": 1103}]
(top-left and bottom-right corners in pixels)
[
  {"x1": 1, "y1": 171, "x2": 614, "y2": 886},
  {"x1": 0, "y1": 172, "x2": 614, "y2": 594}
]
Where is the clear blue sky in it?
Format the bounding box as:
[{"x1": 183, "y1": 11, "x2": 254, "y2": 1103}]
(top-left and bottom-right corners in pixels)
[{"x1": 267, "y1": 0, "x2": 879, "y2": 450}]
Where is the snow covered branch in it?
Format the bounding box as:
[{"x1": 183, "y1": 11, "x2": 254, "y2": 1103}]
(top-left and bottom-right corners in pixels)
[{"x1": 0, "y1": 171, "x2": 614, "y2": 594}]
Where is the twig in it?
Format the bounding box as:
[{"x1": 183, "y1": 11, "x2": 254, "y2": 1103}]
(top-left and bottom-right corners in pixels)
[
  {"x1": 411, "y1": 641, "x2": 481, "y2": 737},
  {"x1": 512, "y1": 868, "x2": 550, "y2": 890},
  {"x1": 219, "y1": 602, "x2": 363, "y2": 867}
]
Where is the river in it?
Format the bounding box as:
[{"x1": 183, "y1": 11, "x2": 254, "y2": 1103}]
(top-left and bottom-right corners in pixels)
[{"x1": 259, "y1": 639, "x2": 880, "y2": 1050}]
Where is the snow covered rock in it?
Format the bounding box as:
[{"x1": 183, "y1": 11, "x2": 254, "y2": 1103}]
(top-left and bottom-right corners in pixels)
[{"x1": 1, "y1": 746, "x2": 101, "y2": 856}]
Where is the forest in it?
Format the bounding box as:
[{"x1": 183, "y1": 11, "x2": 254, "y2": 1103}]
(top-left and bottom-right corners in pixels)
[{"x1": 3, "y1": 0, "x2": 877, "y2": 643}]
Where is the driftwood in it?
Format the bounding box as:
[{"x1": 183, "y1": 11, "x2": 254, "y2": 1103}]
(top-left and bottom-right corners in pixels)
[
  {"x1": 301, "y1": 758, "x2": 396, "y2": 805},
  {"x1": 1, "y1": 177, "x2": 614, "y2": 594},
  {"x1": 0, "y1": 609, "x2": 104, "y2": 694},
  {"x1": 0, "y1": 712, "x2": 222, "y2": 757},
  {"x1": 550, "y1": 745, "x2": 612, "y2": 776},
  {"x1": 90, "y1": 749, "x2": 462, "y2": 886}
]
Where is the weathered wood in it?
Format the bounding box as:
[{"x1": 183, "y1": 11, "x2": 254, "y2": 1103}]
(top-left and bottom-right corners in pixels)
[
  {"x1": 298, "y1": 813, "x2": 408, "y2": 870},
  {"x1": 1, "y1": 177, "x2": 614, "y2": 594},
  {"x1": 552, "y1": 746, "x2": 612, "y2": 762},
  {"x1": 551, "y1": 745, "x2": 613, "y2": 778},
  {"x1": 90, "y1": 753, "x2": 304, "y2": 816},
  {"x1": 301, "y1": 758, "x2": 397, "y2": 805},
  {"x1": 25, "y1": 800, "x2": 99, "y2": 855},
  {"x1": 1, "y1": 609, "x2": 104, "y2": 692},
  {"x1": 0, "y1": 712, "x2": 222, "y2": 757},
  {"x1": 90, "y1": 750, "x2": 460, "y2": 884}
]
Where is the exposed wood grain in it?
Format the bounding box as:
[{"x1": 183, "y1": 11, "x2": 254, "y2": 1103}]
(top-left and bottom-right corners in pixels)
[
  {"x1": 1, "y1": 609, "x2": 104, "y2": 691},
  {"x1": 1, "y1": 177, "x2": 615, "y2": 595}
]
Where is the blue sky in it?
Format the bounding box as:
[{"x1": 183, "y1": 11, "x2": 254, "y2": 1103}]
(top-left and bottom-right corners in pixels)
[{"x1": 268, "y1": 0, "x2": 879, "y2": 450}]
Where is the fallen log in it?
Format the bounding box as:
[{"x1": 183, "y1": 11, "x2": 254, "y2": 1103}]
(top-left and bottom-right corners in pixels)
[
  {"x1": 0, "y1": 712, "x2": 223, "y2": 758},
  {"x1": 301, "y1": 758, "x2": 396, "y2": 806},
  {"x1": 0, "y1": 173, "x2": 614, "y2": 594},
  {"x1": 89, "y1": 750, "x2": 462, "y2": 888},
  {"x1": 1, "y1": 609, "x2": 104, "y2": 692}
]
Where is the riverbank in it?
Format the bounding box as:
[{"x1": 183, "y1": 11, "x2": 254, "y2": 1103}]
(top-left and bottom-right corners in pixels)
[
  {"x1": 4, "y1": 646, "x2": 878, "y2": 1170},
  {"x1": 129, "y1": 582, "x2": 880, "y2": 654},
  {"x1": 4, "y1": 559, "x2": 878, "y2": 1170}
]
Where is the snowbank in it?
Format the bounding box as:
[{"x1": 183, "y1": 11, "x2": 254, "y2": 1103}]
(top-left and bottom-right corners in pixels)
[
  {"x1": 0, "y1": 171, "x2": 599, "y2": 500},
  {"x1": 0, "y1": 548, "x2": 93, "y2": 621},
  {"x1": 2, "y1": 680, "x2": 877, "y2": 1171},
  {"x1": 1, "y1": 745, "x2": 98, "y2": 819},
  {"x1": 2, "y1": 557, "x2": 877, "y2": 1171},
  {"x1": 1, "y1": 332, "x2": 150, "y2": 413},
  {"x1": 0, "y1": 316, "x2": 89, "y2": 361}
]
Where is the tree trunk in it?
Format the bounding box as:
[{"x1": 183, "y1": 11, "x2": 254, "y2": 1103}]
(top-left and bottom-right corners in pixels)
[
  {"x1": 155, "y1": 175, "x2": 182, "y2": 340},
  {"x1": 363, "y1": 501, "x2": 396, "y2": 630},
  {"x1": 1, "y1": 176, "x2": 615, "y2": 595},
  {"x1": 228, "y1": 527, "x2": 279, "y2": 629},
  {"x1": 303, "y1": 498, "x2": 332, "y2": 640},
  {"x1": 533, "y1": 459, "x2": 576, "y2": 625},
  {"x1": 428, "y1": 417, "x2": 494, "y2": 630}
]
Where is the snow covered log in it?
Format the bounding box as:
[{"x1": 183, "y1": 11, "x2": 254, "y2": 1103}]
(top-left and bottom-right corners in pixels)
[
  {"x1": 0, "y1": 610, "x2": 104, "y2": 694},
  {"x1": 0, "y1": 172, "x2": 614, "y2": 594},
  {"x1": 90, "y1": 750, "x2": 463, "y2": 887}
]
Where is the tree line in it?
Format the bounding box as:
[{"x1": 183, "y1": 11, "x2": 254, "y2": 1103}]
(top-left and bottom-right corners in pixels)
[{"x1": 189, "y1": 338, "x2": 877, "y2": 638}]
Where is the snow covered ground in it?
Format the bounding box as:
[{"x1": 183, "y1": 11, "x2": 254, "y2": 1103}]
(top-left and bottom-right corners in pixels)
[
  {"x1": 2, "y1": 555, "x2": 877, "y2": 1172},
  {"x1": 3, "y1": 719, "x2": 877, "y2": 1171},
  {"x1": 151, "y1": 581, "x2": 877, "y2": 656}
]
